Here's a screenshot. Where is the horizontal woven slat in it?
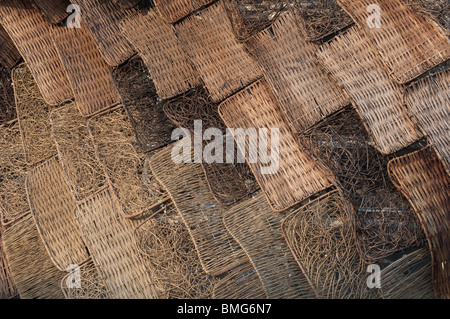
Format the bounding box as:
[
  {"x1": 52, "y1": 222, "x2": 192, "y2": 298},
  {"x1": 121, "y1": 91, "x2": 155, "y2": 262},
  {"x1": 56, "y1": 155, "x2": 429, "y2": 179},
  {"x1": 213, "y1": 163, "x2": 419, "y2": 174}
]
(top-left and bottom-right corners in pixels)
[
  {"x1": 153, "y1": 0, "x2": 214, "y2": 24},
  {"x1": 219, "y1": 78, "x2": 335, "y2": 212},
  {"x1": 0, "y1": 234, "x2": 18, "y2": 299},
  {"x1": 2, "y1": 213, "x2": 65, "y2": 299},
  {"x1": 388, "y1": 146, "x2": 450, "y2": 299},
  {"x1": 52, "y1": 24, "x2": 120, "y2": 118},
  {"x1": 112, "y1": 0, "x2": 141, "y2": 10},
  {"x1": 245, "y1": 10, "x2": 350, "y2": 133},
  {"x1": 316, "y1": 27, "x2": 423, "y2": 154},
  {"x1": 0, "y1": 67, "x2": 16, "y2": 125},
  {"x1": 337, "y1": 0, "x2": 450, "y2": 84},
  {"x1": 31, "y1": 0, "x2": 71, "y2": 24},
  {"x1": 175, "y1": 1, "x2": 263, "y2": 102},
  {"x1": 70, "y1": 0, "x2": 136, "y2": 66},
  {"x1": 224, "y1": 194, "x2": 316, "y2": 299},
  {"x1": 150, "y1": 140, "x2": 248, "y2": 277},
  {"x1": 0, "y1": 25, "x2": 21, "y2": 70},
  {"x1": 0, "y1": 0, "x2": 73, "y2": 106}
]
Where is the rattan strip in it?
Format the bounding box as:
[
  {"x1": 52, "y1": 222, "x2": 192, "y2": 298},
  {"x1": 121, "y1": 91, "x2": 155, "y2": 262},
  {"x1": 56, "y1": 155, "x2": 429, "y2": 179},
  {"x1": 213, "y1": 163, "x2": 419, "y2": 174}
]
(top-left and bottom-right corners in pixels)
[
  {"x1": 69, "y1": 0, "x2": 136, "y2": 66},
  {"x1": 337, "y1": 0, "x2": 450, "y2": 84},
  {"x1": 0, "y1": 0, "x2": 72, "y2": 106},
  {"x1": 88, "y1": 107, "x2": 168, "y2": 219},
  {"x1": 219, "y1": 78, "x2": 335, "y2": 212},
  {"x1": 150, "y1": 140, "x2": 248, "y2": 277},
  {"x1": 388, "y1": 146, "x2": 450, "y2": 299},
  {"x1": 153, "y1": 0, "x2": 214, "y2": 24},
  {"x1": 111, "y1": 55, "x2": 176, "y2": 153},
  {"x1": 406, "y1": 0, "x2": 450, "y2": 35},
  {"x1": 245, "y1": 10, "x2": 350, "y2": 133},
  {"x1": 0, "y1": 25, "x2": 21, "y2": 70},
  {"x1": 75, "y1": 187, "x2": 157, "y2": 299},
  {"x1": 31, "y1": 0, "x2": 71, "y2": 24},
  {"x1": 113, "y1": 0, "x2": 141, "y2": 10},
  {"x1": 224, "y1": 194, "x2": 316, "y2": 299},
  {"x1": 26, "y1": 156, "x2": 89, "y2": 271},
  {"x1": 2, "y1": 213, "x2": 65, "y2": 299},
  {"x1": 282, "y1": 190, "x2": 377, "y2": 299},
  {"x1": 404, "y1": 69, "x2": 450, "y2": 176},
  {"x1": 50, "y1": 104, "x2": 106, "y2": 201},
  {"x1": 120, "y1": 10, "x2": 200, "y2": 100},
  {"x1": 13, "y1": 63, "x2": 58, "y2": 166},
  {"x1": 175, "y1": 1, "x2": 263, "y2": 102},
  {"x1": 0, "y1": 235, "x2": 17, "y2": 299},
  {"x1": 316, "y1": 27, "x2": 423, "y2": 155},
  {"x1": 0, "y1": 67, "x2": 16, "y2": 125},
  {"x1": 52, "y1": 24, "x2": 120, "y2": 118}
]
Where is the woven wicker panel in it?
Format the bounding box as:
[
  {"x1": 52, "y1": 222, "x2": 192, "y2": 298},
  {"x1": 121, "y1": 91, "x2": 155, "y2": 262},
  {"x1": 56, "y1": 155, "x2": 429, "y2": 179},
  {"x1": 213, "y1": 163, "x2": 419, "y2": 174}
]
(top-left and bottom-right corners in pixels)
[
  {"x1": 299, "y1": 106, "x2": 425, "y2": 264},
  {"x1": 175, "y1": 1, "x2": 263, "y2": 102},
  {"x1": 337, "y1": 0, "x2": 450, "y2": 84},
  {"x1": 111, "y1": 55, "x2": 176, "y2": 153},
  {"x1": 380, "y1": 247, "x2": 435, "y2": 299},
  {"x1": 245, "y1": 11, "x2": 350, "y2": 134},
  {"x1": 75, "y1": 187, "x2": 157, "y2": 299},
  {"x1": 224, "y1": 194, "x2": 316, "y2": 299},
  {"x1": 70, "y1": 0, "x2": 136, "y2": 66},
  {"x1": 2, "y1": 213, "x2": 65, "y2": 299},
  {"x1": 153, "y1": 0, "x2": 214, "y2": 24},
  {"x1": 404, "y1": 69, "x2": 450, "y2": 176},
  {"x1": 26, "y1": 156, "x2": 89, "y2": 271},
  {"x1": 316, "y1": 27, "x2": 423, "y2": 154},
  {"x1": 282, "y1": 190, "x2": 377, "y2": 299},
  {"x1": 13, "y1": 63, "x2": 57, "y2": 166},
  {"x1": 88, "y1": 107, "x2": 168, "y2": 219},
  {"x1": 0, "y1": 67, "x2": 16, "y2": 125},
  {"x1": 219, "y1": 78, "x2": 335, "y2": 212},
  {"x1": 112, "y1": 0, "x2": 141, "y2": 9},
  {"x1": 150, "y1": 140, "x2": 248, "y2": 277},
  {"x1": 388, "y1": 146, "x2": 450, "y2": 299},
  {"x1": 406, "y1": 0, "x2": 450, "y2": 34},
  {"x1": 0, "y1": 0, "x2": 72, "y2": 106},
  {"x1": 50, "y1": 104, "x2": 106, "y2": 201},
  {"x1": 31, "y1": 0, "x2": 71, "y2": 24},
  {"x1": 0, "y1": 234, "x2": 18, "y2": 299},
  {"x1": 52, "y1": 24, "x2": 120, "y2": 118},
  {"x1": 120, "y1": 10, "x2": 200, "y2": 100},
  {"x1": 0, "y1": 25, "x2": 21, "y2": 70}
]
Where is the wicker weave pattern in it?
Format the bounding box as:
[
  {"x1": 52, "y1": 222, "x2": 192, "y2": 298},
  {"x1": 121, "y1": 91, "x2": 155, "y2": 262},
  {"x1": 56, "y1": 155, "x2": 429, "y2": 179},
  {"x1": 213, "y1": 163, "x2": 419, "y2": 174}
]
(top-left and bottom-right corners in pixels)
[
  {"x1": 0, "y1": 234, "x2": 18, "y2": 299},
  {"x1": 337, "y1": 0, "x2": 450, "y2": 84},
  {"x1": 113, "y1": 0, "x2": 141, "y2": 9},
  {"x1": 0, "y1": 0, "x2": 73, "y2": 106},
  {"x1": 32, "y1": 0, "x2": 71, "y2": 24},
  {"x1": 175, "y1": 1, "x2": 263, "y2": 102},
  {"x1": 153, "y1": 0, "x2": 214, "y2": 24},
  {"x1": 245, "y1": 11, "x2": 350, "y2": 133},
  {"x1": 0, "y1": 25, "x2": 21, "y2": 70},
  {"x1": 0, "y1": 67, "x2": 16, "y2": 124},
  {"x1": 316, "y1": 27, "x2": 423, "y2": 154},
  {"x1": 219, "y1": 79, "x2": 335, "y2": 212}
]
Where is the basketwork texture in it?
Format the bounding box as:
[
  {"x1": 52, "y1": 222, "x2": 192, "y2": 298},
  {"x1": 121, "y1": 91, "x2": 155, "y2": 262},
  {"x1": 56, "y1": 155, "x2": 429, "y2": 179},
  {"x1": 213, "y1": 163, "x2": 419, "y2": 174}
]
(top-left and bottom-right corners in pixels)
[
  {"x1": 31, "y1": 0, "x2": 71, "y2": 24},
  {"x1": 0, "y1": 25, "x2": 21, "y2": 70},
  {"x1": 406, "y1": 0, "x2": 450, "y2": 34},
  {"x1": 0, "y1": 67, "x2": 17, "y2": 124},
  {"x1": 219, "y1": 78, "x2": 335, "y2": 212},
  {"x1": 153, "y1": 0, "x2": 214, "y2": 24},
  {"x1": 69, "y1": 0, "x2": 136, "y2": 66},
  {"x1": 26, "y1": 156, "x2": 89, "y2": 271},
  {"x1": 111, "y1": 55, "x2": 176, "y2": 153},
  {"x1": 175, "y1": 1, "x2": 263, "y2": 102},
  {"x1": 50, "y1": 104, "x2": 106, "y2": 201},
  {"x1": 52, "y1": 24, "x2": 120, "y2": 118},
  {"x1": 2, "y1": 213, "x2": 65, "y2": 299},
  {"x1": 112, "y1": 0, "x2": 141, "y2": 9},
  {"x1": 388, "y1": 146, "x2": 450, "y2": 299},
  {"x1": 316, "y1": 27, "x2": 423, "y2": 154},
  {"x1": 120, "y1": 10, "x2": 200, "y2": 100},
  {"x1": 245, "y1": 10, "x2": 350, "y2": 134},
  {"x1": 337, "y1": 0, "x2": 450, "y2": 84},
  {"x1": 150, "y1": 140, "x2": 248, "y2": 277},
  {"x1": 0, "y1": 234, "x2": 18, "y2": 299},
  {"x1": 404, "y1": 69, "x2": 450, "y2": 176},
  {"x1": 75, "y1": 187, "x2": 157, "y2": 299},
  {"x1": 0, "y1": 0, "x2": 73, "y2": 106},
  {"x1": 13, "y1": 63, "x2": 57, "y2": 166},
  {"x1": 224, "y1": 194, "x2": 316, "y2": 299},
  {"x1": 282, "y1": 190, "x2": 377, "y2": 299}
]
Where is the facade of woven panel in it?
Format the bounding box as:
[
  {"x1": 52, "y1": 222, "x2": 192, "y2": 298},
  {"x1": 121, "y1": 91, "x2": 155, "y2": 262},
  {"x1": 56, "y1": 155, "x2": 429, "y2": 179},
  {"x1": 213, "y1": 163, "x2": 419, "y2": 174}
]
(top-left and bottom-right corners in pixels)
[
  {"x1": 153, "y1": 0, "x2": 215, "y2": 23},
  {"x1": 31, "y1": 0, "x2": 71, "y2": 24},
  {"x1": 52, "y1": 24, "x2": 121, "y2": 118},
  {"x1": 0, "y1": 25, "x2": 21, "y2": 71},
  {"x1": 245, "y1": 10, "x2": 350, "y2": 134},
  {"x1": 406, "y1": 0, "x2": 450, "y2": 35},
  {"x1": 112, "y1": 0, "x2": 141, "y2": 10},
  {"x1": 0, "y1": 67, "x2": 16, "y2": 125},
  {"x1": 175, "y1": 1, "x2": 263, "y2": 102},
  {"x1": 388, "y1": 146, "x2": 450, "y2": 299},
  {"x1": 337, "y1": 0, "x2": 450, "y2": 84},
  {"x1": 0, "y1": 0, "x2": 73, "y2": 106},
  {"x1": 219, "y1": 78, "x2": 335, "y2": 212},
  {"x1": 0, "y1": 234, "x2": 17, "y2": 299},
  {"x1": 316, "y1": 27, "x2": 423, "y2": 155},
  {"x1": 150, "y1": 140, "x2": 249, "y2": 277},
  {"x1": 224, "y1": 194, "x2": 317, "y2": 299}
]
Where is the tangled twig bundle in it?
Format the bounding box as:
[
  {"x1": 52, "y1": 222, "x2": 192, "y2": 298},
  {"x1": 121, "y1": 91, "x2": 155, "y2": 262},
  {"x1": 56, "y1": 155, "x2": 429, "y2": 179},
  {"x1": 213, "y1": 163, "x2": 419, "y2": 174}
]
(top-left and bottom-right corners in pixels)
[
  {"x1": 406, "y1": 0, "x2": 450, "y2": 34},
  {"x1": 61, "y1": 260, "x2": 108, "y2": 299},
  {"x1": 0, "y1": 67, "x2": 16, "y2": 124}
]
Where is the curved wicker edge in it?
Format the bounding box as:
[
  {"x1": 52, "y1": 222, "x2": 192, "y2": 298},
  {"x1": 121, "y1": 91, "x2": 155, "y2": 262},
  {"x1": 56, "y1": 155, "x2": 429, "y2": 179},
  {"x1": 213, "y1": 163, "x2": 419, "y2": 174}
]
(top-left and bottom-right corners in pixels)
[{"x1": 0, "y1": 25, "x2": 21, "y2": 70}]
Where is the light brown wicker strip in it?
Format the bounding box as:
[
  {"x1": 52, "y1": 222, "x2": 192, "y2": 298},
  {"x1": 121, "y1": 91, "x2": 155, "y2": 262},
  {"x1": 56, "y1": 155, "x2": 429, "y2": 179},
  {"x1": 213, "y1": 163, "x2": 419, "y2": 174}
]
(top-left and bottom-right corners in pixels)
[
  {"x1": 316, "y1": 27, "x2": 423, "y2": 154},
  {"x1": 75, "y1": 187, "x2": 157, "y2": 299},
  {"x1": 31, "y1": 0, "x2": 71, "y2": 24},
  {"x1": 218, "y1": 78, "x2": 335, "y2": 212},
  {"x1": 153, "y1": 0, "x2": 215, "y2": 24},
  {"x1": 0, "y1": 0, "x2": 73, "y2": 106},
  {"x1": 0, "y1": 233, "x2": 18, "y2": 299},
  {"x1": 0, "y1": 25, "x2": 21, "y2": 70},
  {"x1": 112, "y1": 0, "x2": 141, "y2": 10},
  {"x1": 388, "y1": 146, "x2": 450, "y2": 299},
  {"x1": 175, "y1": 1, "x2": 263, "y2": 102},
  {"x1": 337, "y1": 0, "x2": 450, "y2": 84}
]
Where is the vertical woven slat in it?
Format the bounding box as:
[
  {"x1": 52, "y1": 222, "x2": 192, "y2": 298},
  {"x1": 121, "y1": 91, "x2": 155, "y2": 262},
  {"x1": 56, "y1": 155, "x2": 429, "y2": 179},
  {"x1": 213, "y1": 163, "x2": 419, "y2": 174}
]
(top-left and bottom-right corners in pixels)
[
  {"x1": 0, "y1": 25, "x2": 21, "y2": 70},
  {"x1": 31, "y1": 0, "x2": 71, "y2": 24},
  {"x1": 153, "y1": 0, "x2": 215, "y2": 24},
  {"x1": 0, "y1": 234, "x2": 18, "y2": 299}
]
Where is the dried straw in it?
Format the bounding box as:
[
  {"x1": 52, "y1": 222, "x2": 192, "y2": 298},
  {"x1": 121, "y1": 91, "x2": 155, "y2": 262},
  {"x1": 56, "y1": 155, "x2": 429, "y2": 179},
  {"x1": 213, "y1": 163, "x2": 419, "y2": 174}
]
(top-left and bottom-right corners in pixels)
[
  {"x1": 0, "y1": 66, "x2": 16, "y2": 125},
  {"x1": 406, "y1": 0, "x2": 450, "y2": 35},
  {"x1": 0, "y1": 25, "x2": 21, "y2": 70},
  {"x1": 152, "y1": 0, "x2": 215, "y2": 24},
  {"x1": 31, "y1": 0, "x2": 71, "y2": 24},
  {"x1": 0, "y1": 234, "x2": 18, "y2": 299}
]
